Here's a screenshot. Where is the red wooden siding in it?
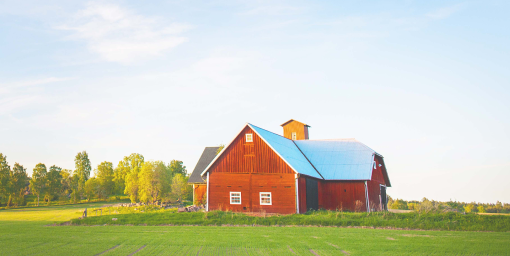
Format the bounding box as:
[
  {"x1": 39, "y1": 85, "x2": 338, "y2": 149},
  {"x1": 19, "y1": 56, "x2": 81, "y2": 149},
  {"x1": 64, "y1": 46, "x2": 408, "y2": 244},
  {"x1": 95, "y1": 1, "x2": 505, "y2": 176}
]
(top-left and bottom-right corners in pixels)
[
  {"x1": 204, "y1": 124, "x2": 389, "y2": 214},
  {"x1": 298, "y1": 176, "x2": 367, "y2": 212},
  {"x1": 208, "y1": 173, "x2": 296, "y2": 214},
  {"x1": 318, "y1": 181, "x2": 367, "y2": 212},
  {"x1": 366, "y1": 155, "x2": 387, "y2": 211},
  {"x1": 298, "y1": 176, "x2": 307, "y2": 213},
  {"x1": 209, "y1": 126, "x2": 295, "y2": 174},
  {"x1": 193, "y1": 184, "x2": 207, "y2": 205}
]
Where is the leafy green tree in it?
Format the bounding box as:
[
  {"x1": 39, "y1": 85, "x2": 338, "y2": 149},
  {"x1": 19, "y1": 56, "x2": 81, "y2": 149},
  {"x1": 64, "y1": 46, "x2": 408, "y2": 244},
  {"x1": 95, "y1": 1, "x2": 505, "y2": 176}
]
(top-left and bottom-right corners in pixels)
[
  {"x1": 407, "y1": 202, "x2": 418, "y2": 210},
  {"x1": 171, "y1": 174, "x2": 190, "y2": 203},
  {"x1": 84, "y1": 178, "x2": 99, "y2": 201},
  {"x1": 113, "y1": 165, "x2": 128, "y2": 195},
  {"x1": 168, "y1": 160, "x2": 187, "y2": 176},
  {"x1": 154, "y1": 161, "x2": 171, "y2": 201},
  {"x1": 0, "y1": 154, "x2": 11, "y2": 203},
  {"x1": 121, "y1": 153, "x2": 144, "y2": 203},
  {"x1": 45, "y1": 165, "x2": 63, "y2": 204},
  {"x1": 464, "y1": 204, "x2": 475, "y2": 213},
  {"x1": 389, "y1": 199, "x2": 408, "y2": 210},
  {"x1": 70, "y1": 175, "x2": 80, "y2": 203},
  {"x1": 95, "y1": 161, "x2": 115, "y2": 198},
  {"x1": 417, "y1": 198, "x2": 435, "y2": 213},
  {"x1": 60, "y1": 169, "x2": 76, "y2": 202},
  {"x1": 477, "y1": 205, "x2": 486, "y2": 213},
  {"x1": 137, "y1": 161, "x2": 172, "y2": 204},
  {"x1": 74, "y1": 151, "x2": 91, "y2": 195},
  {"x1": 8, "y1": 163, "x2": 28, "y2": 207},
  {"x1": 30, "y1": 163, "x2": 47, "y2": 206}
]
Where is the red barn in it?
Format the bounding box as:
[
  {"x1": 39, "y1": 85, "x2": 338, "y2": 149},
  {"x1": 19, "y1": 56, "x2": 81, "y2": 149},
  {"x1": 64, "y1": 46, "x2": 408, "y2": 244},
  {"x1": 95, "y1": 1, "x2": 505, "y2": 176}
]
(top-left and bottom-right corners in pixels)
[{"x1": 188, "y1": 120, "x2": 391, "y2": 213}]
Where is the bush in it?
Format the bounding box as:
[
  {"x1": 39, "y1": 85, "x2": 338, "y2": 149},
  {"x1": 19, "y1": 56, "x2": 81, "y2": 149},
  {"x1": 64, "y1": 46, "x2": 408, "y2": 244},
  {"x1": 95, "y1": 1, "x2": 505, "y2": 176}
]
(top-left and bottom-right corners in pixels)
[{"x1": 70, "y1": 210, "x2": 510, "y2": 232}]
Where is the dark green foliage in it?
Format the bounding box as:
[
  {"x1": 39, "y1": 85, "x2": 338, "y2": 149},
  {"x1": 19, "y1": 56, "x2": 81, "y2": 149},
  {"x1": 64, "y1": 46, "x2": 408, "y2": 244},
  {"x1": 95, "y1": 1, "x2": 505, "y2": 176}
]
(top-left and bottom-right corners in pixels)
[
  {"x1": 45, "y1": 165, "x2": 62, "y2": 203},
  {"x1": 74, "y1": 151, "x2": 91, "y2": 193},
  {"x1": 29, "y1": 163, "x2": 47, "y2": 206},
  {"x1": 7, "y1": 163, "x2": 28, "y2": 207},
  {"x1": 0, "y1": 154, "x2": 10, "y2": 202},
  {"x1": 71, "y1": 210, "x2": 510, "y2": 232},
  {"x1": 168, "y1": 160, "x2": 186, "y2": 176}
]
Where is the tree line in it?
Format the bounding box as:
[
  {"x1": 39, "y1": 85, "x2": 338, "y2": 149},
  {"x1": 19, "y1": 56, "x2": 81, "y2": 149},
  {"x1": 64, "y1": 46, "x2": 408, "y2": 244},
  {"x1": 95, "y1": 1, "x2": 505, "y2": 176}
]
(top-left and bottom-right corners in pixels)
[
  {"x1": 0, "y1": 152, "x2": 192, "y2": 207},
  {"x1": 388, "y1": 196, "x2": 510, "y2": 213}
]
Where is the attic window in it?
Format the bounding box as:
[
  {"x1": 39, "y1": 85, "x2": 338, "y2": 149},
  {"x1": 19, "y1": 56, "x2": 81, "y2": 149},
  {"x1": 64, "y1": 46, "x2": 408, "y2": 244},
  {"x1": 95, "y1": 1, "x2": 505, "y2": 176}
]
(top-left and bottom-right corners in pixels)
[
  {"x1": 291, "y1": 132, "x2": 297, "y2": 140},
  {"x1": 246, "y1": 134, "x2": 253, "y2": 142}
]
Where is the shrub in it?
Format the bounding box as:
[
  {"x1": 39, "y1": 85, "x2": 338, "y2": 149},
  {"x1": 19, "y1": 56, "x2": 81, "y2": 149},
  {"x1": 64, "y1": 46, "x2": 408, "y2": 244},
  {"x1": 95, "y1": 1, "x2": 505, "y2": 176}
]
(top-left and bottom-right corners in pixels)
[{"x1": 70, "y1": 210, "x2": 510, "y2": 232}]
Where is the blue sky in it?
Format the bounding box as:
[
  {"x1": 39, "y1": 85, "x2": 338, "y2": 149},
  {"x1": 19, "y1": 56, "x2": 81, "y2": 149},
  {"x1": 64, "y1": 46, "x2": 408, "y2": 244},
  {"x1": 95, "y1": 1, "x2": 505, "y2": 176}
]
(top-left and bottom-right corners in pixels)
[{"x1": 1, "y1": 0, "x2": 509, "y2": 203}]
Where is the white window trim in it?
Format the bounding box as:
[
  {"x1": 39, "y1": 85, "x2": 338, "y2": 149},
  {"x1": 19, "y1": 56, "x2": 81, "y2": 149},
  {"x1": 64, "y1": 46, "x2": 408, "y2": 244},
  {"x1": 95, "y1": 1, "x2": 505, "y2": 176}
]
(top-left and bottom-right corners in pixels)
[
  {"x1": 259, "y1": 192, "x2": 272, "y2": 205},
  {"x1": 246, "y1": 134, "x2": 253, "y2": 142},
  {"x1": 230, "y1": 192, "x2": 241, "y2": 205}
]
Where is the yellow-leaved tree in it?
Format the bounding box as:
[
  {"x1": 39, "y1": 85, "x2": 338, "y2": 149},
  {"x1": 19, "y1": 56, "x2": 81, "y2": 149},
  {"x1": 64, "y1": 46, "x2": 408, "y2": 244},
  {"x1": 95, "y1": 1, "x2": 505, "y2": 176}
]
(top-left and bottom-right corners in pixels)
[
  {"x1": 138, "y1": 161, "x2": 172, "y2": 204},
  {"x1": 122, "y1": 153, "x2": 144, "y2": 203},
  {"x1": 138, "y1": 161, "x2": 155, "y2": 204}
]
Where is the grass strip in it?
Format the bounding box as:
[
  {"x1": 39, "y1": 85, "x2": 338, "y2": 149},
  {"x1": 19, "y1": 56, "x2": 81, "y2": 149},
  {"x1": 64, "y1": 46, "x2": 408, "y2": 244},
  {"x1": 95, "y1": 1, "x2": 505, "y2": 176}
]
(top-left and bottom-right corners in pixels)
[{"x1": 69, "y1": 210, "x2": 510, "y2": 232}]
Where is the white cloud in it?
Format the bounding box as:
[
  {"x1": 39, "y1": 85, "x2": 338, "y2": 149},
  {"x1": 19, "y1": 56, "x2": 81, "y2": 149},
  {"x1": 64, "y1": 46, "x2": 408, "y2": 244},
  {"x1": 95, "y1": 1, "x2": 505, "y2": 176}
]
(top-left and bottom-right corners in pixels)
[
  {"x1": 56, "y1": 2, "x2": 191, "y2": 64},
  {"x1": 0, "y1": 76, "x2": 72, "y2": 118},
  {"x1": 0, "y1": 77, "x2": 72, "y2": 95},
  {"x1": 0, "y1": 95, "x2": 45, "y2": 116},
  {"x1": 426, "y1": 4, "x2": 463, "y2": 20}
]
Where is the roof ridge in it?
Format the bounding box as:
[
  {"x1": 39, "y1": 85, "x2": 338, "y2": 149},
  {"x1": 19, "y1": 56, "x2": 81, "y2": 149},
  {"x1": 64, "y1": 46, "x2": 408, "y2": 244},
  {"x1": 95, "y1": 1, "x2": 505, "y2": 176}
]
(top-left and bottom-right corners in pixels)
[
  {"x1": 353, "y1": 140, "x2": 378, "y2": 154},
  {"x1": 299, "y1": 138, "x2": 380, "y2": 155},
  {"x1": 306, "y1": 138, "x2": 357, "y2": 141},
  {"x1": 293, "y1": 140, "x2": 324, "y2": 179},
  {"x1": 248, "y1": 123, "x2": 323, "y2": 179}
]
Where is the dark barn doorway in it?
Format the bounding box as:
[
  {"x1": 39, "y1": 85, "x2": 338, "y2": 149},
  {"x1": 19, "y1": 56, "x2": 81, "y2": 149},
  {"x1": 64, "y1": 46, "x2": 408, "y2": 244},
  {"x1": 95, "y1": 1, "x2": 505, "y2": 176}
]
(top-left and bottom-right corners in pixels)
[
  {"x1": 306, "y1": 178, "x2": 319, "y2": 211},
  {"x1": 380, "y1": 185, "x2": 387, "y2": 211}
]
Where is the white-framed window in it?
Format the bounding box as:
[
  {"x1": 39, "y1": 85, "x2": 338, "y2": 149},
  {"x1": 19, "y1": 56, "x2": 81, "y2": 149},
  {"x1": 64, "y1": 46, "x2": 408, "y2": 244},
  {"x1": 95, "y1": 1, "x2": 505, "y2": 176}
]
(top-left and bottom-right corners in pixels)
[
  {"x1": 260, "y1": 192, "x2": 272, "y2": 205},
  {"x1": 230, "y1": 192, "x2": 241, "y2": 204},
  {"x1": 246, "y1": 133, "x2": 253, "y2": 142},
  {"x1": 291, "y1": 132, "x2": 297, "y2": 140}
]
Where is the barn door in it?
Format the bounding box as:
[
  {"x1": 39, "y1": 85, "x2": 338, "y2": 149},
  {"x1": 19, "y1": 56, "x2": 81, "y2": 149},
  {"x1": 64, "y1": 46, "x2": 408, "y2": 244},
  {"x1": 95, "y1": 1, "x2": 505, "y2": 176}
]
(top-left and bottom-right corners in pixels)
[
  {"x1": 305, "y1": 178, "x2": 319, "y2": 211},
  {"x1": 380, "y1": 185, "x2": 387, "y2": 211}
]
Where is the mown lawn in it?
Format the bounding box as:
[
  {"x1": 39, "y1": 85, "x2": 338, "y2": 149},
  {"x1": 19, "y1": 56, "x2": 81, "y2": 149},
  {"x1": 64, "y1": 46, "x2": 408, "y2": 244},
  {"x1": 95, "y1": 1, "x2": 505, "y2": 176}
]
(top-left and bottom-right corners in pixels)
[{"x1": 1, "y1": 203, "x2": 510, "y2": 255}]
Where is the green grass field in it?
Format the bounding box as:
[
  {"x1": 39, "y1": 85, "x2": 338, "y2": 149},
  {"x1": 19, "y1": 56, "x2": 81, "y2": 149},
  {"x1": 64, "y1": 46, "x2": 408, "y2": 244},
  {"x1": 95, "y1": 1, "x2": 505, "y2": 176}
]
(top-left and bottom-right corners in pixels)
[{"x1": 1, "y1": 203, "x2": 510, "y2": 255}]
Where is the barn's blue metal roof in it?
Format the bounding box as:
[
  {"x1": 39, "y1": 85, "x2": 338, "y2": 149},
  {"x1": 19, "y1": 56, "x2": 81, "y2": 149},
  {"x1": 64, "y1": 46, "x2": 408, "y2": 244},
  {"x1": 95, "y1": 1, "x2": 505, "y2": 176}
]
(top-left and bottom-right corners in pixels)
[
  {"x1": 202, "y1": 123, "x2": 380, "y2": 181},
  {"x1": 249, "y1": 124, "x2": 323, "y2": 179},
  {"x1": 294, "y1": 139, "x2": 376, "y2": 180}
]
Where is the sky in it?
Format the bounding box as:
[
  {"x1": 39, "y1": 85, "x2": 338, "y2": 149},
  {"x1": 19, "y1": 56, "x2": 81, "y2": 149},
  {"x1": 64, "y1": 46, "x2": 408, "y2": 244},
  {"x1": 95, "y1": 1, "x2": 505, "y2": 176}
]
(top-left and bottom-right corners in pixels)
[{"x1": 1, "y1": 0, "x2": 509, "y2": 203}]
